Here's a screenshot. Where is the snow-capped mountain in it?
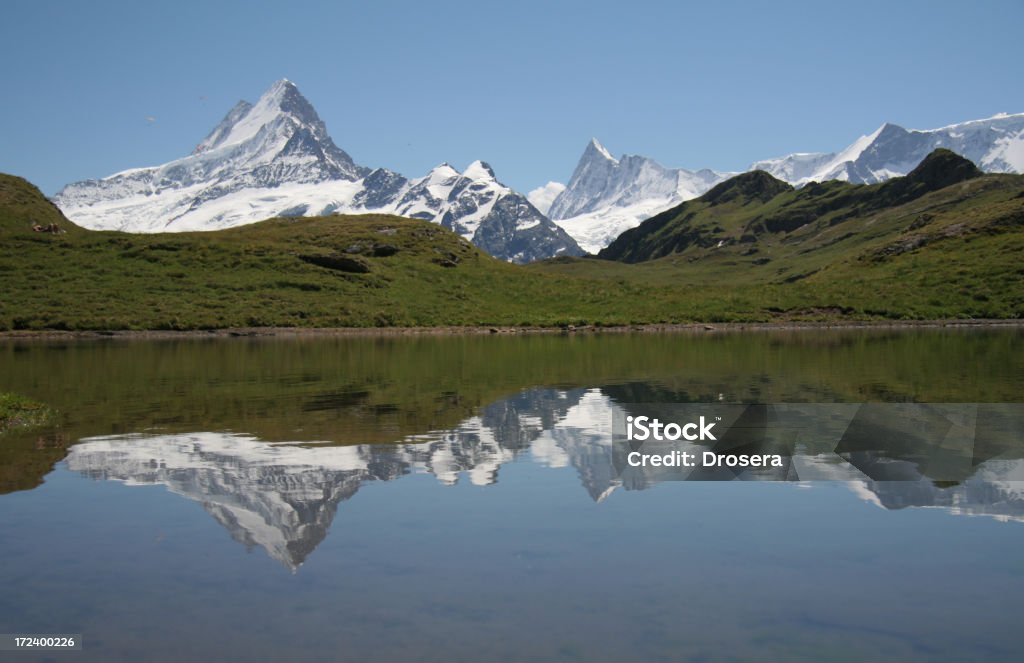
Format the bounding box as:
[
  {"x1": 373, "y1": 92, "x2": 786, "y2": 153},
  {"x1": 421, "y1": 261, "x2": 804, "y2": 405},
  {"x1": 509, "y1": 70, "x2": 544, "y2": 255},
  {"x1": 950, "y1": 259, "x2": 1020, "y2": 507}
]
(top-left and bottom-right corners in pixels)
[
  {"x1": 54, "y1": 80, "x2": 366, "y2": 231},
  {"x1": 54, "y1": 80, "x2": 581, "y2": 263},
  {"x1": 546, "y1": 139, "x2": 732, "y2": 253},
  {"x1": 752, "y1": 113, "x2": 1024, "y2": 186},
  {"x1": 548, "y1": 115, "x2": 1024, "y2": 252},
  {"x1": 359, "y1": 160, "x2": 581, "y2": 263},
  {"x1": 51, "y1": 80, "x2": 1024, "y2": 258}
]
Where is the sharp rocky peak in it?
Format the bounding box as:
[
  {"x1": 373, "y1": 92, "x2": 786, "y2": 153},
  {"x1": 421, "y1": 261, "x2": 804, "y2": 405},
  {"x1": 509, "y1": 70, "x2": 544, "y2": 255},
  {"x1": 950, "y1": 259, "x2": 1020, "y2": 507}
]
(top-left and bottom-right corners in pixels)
[
  {"x1": 584, "y1": 137, "x2": 618, "y2": 165},
  {"x1": 194, "y1": 79, "x2": 327, "y2": 155},
  {"x1": 261, "y1": 79, "x2": 321, "y2": 125}
]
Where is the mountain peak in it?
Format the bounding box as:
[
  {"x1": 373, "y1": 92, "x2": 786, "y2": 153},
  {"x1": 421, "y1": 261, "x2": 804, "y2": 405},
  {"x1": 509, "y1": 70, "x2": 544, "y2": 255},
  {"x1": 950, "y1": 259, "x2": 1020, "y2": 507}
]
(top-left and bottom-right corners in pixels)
[
  {"x1": 701, "y1": 170, "x2": 792, "y2": 206},
  {"x1": 192, "y1": 79, "x2": 326, "y2": 155},
  {"x1": 255, "y1": 78, "x2": 320, "y2": 125},
  {"x1": 52, "y1": 80, "x2": 578, "y2": 263},
  {"x1": 263, "y1": 78, "x2": 305, "y2": 108},
  {"x1": 875, "y1": 149, "x2": 983, "y2": 205},
  {"x1": 429, "y1": 162, "x2": 458, "y2": 175},
  {"x1": 906, "y1": 148, "x2": 982, "y2": 183},
  {"x1": 585, "y1": 138, "x2": 618, "y2": 165},
  {"x1": 463, "y1": 160, "x2": 496, "y2": 181},
  {"x1": 546, "y1": 138, "x2": 623, "y2": 220}
]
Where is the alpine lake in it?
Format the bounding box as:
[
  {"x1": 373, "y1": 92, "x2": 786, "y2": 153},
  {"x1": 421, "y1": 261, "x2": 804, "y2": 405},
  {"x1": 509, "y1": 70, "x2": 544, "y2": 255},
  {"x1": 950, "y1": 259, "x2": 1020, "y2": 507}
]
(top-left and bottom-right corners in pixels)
[{"x1": 1, "y1": 328, "x2": 1023, "y2": 662}]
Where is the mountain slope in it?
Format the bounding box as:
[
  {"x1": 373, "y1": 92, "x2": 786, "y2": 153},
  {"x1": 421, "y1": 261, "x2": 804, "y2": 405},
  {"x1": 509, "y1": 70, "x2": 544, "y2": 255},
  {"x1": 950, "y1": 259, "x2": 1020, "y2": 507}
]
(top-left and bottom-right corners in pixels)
[
  {"x1": 550, "y1": 115, "x2": 1023, "y2": 253},
  {"x1": 598, "y1": 149, "x2": 989, "y2": 264},
  {"x1": 752, "y1": 113, "x2": 1024, "y2": 186},
  {"x1": 55, "y1": 80, "x2": 366, "y2": 232},
  {"x1": 1, "y1": 173, "x2": 83, "y2": 235},
  {"x1": 2, "y1": 172, "x2": 671, "y2": 330},
  {"x1": 53, "y1": 80, "x2": 581, "y2": 263},
  {"x1": 535, "y1": 151, "x2": 1024, "y2": 320},
  {"x1": 6, "y1": 156, "x2": 1023, "y2": 331},
  {"x1": 364, "y1": 161, "x2": 581, "y2": 262}
]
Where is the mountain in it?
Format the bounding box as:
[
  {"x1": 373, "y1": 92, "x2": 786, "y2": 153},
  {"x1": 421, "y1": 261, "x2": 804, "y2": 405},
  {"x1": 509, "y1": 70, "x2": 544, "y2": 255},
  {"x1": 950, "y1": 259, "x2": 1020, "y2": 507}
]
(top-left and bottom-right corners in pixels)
[
  {"x1": 53, "y1": 80, "x2": 581, "y2": 263},
  {"x1": 548, "y1": 115, "x2": 1024, "y2": 253},
  {"x1": 54, "y1": 80, "x2": 365, "y2": 232},
  {"x1": 753, "y1": 113, "x2": 1024, "y2": 186},
  {"x1": 51, "y1": 80, "x2": 1022, "y2": 261},
  {"x1": 546, "y1": 139, "x2": 732, "y2": 253},
  {"x1": 363, "y1": 160, "x2": 581, "y2": 263},
  {"x1": 6, "y1": 150, "x2": 1024, "y2": 331},
  {"x1": 597, "y1": 149, "x2": 1003, "y2": 265}
]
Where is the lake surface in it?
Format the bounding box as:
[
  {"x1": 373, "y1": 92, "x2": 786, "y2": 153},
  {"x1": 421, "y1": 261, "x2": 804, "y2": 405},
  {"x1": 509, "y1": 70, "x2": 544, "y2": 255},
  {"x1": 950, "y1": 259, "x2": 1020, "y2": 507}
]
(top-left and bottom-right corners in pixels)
[{"x1": 1, "y1": 330, "x2": 1023, "y2": 661}]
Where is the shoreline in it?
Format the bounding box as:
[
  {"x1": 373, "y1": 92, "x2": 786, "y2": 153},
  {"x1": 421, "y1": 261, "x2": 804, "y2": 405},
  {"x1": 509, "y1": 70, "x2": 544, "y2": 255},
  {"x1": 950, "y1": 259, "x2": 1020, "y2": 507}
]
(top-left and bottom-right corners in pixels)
[{"x1": 1, "y1": 319, "x2": 1022, "y2": 341}]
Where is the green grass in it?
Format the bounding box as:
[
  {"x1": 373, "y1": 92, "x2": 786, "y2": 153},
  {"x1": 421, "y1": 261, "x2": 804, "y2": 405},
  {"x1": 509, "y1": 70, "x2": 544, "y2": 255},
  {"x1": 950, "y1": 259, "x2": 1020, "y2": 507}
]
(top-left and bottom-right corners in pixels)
[
  {"x1": 0, "y1": 392, "x2": 56, "y2": 434},
  {"x1": 534, "y1": 160, "x2": 1024, "y2": 321},
  {"x1": 2, "y1": 166, "x2": 1023, "y2": 331}
]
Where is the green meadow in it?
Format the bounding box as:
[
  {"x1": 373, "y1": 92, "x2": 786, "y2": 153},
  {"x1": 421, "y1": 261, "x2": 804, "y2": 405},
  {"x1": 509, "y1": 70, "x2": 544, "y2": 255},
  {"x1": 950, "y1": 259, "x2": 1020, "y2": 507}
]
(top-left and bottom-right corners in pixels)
[{"x1": 2, "y1": 156, "x2": 1023, "y2": 332}]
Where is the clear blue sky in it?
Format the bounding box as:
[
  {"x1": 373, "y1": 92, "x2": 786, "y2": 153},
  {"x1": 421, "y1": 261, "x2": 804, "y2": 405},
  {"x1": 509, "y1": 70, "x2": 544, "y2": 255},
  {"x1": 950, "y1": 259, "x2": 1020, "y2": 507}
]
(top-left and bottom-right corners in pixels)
[{"x1": 2, "y1": 0, "x2": 1022, "y2": 195}]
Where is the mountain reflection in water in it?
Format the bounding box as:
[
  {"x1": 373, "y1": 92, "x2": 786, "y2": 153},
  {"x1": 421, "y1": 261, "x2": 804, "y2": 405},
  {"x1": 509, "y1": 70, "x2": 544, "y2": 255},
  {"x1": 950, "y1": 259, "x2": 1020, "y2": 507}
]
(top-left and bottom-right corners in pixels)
[{"x1": 64, "y1": 388, "x2": 1024, "y2": 570}]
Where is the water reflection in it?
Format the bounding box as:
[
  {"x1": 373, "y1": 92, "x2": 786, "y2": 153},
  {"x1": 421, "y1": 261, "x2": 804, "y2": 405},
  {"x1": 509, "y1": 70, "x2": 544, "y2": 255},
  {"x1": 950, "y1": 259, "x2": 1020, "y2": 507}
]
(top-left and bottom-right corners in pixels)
[{"x1": 64, "y1": 387, "x2": 1024, "y2": 569}]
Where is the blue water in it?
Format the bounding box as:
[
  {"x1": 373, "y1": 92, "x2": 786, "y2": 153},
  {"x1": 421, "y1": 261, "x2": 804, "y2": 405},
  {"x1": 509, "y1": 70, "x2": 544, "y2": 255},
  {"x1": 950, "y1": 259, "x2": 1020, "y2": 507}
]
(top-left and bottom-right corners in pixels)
[
  {"x1": 0, "y1": 454, "x2": 1021, "y2": 661},
  {"x1": 1, "y1": 332, "x2": 1022, "y2": 661}
]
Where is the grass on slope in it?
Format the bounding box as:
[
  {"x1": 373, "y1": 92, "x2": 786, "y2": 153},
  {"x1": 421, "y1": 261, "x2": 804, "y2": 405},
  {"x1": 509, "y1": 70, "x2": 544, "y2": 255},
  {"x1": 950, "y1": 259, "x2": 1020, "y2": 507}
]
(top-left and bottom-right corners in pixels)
[
  {"x1": 2, "y1": 169, "x2": 1024, "y2": 330},
  {"x1": 1, "y1": 174, "x2": 716, "y2": 329},
  {"x1": 533, "y1": 173, "x2": 1024, "y2": 320}
]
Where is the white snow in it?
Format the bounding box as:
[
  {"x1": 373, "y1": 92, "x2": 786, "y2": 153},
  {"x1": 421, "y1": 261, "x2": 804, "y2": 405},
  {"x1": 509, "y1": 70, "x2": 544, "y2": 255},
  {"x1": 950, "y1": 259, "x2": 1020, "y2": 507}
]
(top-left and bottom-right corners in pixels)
[
  {"x1": 589, "y1": 137, "x2": 617, "y2": 164},
  {"x1": 833, "y1": 124, "x2": 886, "y2": 168},
  {"x1": 53, "y1": 80, "x2": 574, "y2": 261},
  {"x1": 982, "y1": 129, "x2": 1024, "y2": 172},
  {"x1": 52, "y1": 78, "x2": 1023, "y2": 261},
  {"x1": 200, "y1": 79, "x2": 297, "y2": 152},
  {"x1": 554, "y1": 198, "x2": 677, "y2": 254},
  {"x1": 461, "y1": 160, "x2": 495, "y2": 181},
  {"x1": 754, "y1": 113, "x2": 1024, "y2": 187},
  {"x1": 549, "y1": 138, "x2": 732, "y2": 251}
]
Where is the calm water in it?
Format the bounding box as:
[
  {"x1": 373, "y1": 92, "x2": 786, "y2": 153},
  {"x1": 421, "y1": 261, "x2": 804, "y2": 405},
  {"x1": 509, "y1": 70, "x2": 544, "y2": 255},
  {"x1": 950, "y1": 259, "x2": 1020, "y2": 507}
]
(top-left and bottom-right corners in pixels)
[{"x1": 1, "y1": 330, "x2": 1023, "y2": 662}]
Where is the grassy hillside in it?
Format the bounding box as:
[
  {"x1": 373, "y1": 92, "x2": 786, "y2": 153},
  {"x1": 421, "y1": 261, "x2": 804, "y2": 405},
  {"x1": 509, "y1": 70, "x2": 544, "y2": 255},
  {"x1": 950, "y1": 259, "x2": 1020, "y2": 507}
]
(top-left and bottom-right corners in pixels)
[
  {"x1": 2, "y1": 156, "x2": 1023, "y2": 330},
  {"x1": 537, "y1": 151, "x2": 1024, "y2": 320},
  {"x1": 0, "y1": 173, "x2": 83, "y2": 235},
  {"x1": 0, "y1": 174, "x2": 685, "y2": 329}
]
